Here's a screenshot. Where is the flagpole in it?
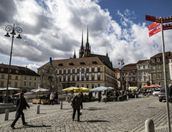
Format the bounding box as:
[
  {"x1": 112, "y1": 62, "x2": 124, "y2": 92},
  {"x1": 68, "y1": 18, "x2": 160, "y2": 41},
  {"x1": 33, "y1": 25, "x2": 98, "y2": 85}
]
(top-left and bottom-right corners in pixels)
[{"x1": 161, "y1": 18, "x2": 171, "y2": 132}]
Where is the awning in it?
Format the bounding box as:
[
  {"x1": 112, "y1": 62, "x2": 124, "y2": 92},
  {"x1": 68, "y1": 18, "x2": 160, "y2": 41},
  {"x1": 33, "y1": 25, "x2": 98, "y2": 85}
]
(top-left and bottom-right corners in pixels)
[
  {"x1": 143, "y1": 84, "x2": 161, "y2": 89},
  {"x1": 0, "y1": 87, "x2": 20, "y2": 91},
  {"x1": 128, "y1": 86, "x2": 138, "y2": 91}
]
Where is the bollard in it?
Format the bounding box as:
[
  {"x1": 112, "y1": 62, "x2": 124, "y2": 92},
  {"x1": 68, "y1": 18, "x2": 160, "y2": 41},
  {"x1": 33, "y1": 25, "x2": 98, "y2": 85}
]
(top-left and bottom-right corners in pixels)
[
  {"x1": 37, "y1": 104, "x2": 40, "y2": 114},
  {"x1": 127, "y1": 95, "x2": 129, "y2": 100},
  {"x1": 60, "y1": 101, "x2": 63, "y2": 109},
  {"x1": 4, "y1": 109, "x2": 9, "y2": 121},
  {"x1": 145, "y1": 119, "x2": 155, "y2": 132},
  {"x1": 135, "y1": 94, "x2": 137, "y2": 98}
]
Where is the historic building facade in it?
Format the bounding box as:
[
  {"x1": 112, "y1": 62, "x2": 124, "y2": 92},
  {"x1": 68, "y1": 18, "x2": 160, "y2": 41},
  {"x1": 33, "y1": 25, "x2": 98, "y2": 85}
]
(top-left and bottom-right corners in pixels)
[
  {"x1": 136, "y1": 59, "x2": 151, "y2": 88},
  {"x1": 150, "y1": 51, "x2": 172, "y2": 87},
  {"x1": 0, "y1": 64, "x2": 40, "y2": 91},
  {"x1": 121, "y1": 63, "x2": 137, "y2": 90},
  {"x1": 38, "y1": 29, "x2": 117, "y2": 92}
]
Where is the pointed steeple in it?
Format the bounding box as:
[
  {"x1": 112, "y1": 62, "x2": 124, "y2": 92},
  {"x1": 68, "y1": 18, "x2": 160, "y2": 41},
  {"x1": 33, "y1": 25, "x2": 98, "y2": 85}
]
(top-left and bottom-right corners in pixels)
[
  {"x1": 106, "y1": 52, "x2": 109, "y2": 57},
  {"x1": 84, "y1": 27, "x2": 91, "y2": 57},
  {"x1": 73, "y1": 50, "x2": 76, "y2": 58},
  {"x1": 81, "y1": 29, "x2": 84, "y2": 49},
  {"x1": 86, "y1": 26, "x2": 89, "y2": 44},
  {"x1": 79, "y1": 29, "x2": 84, "y2": 58}
]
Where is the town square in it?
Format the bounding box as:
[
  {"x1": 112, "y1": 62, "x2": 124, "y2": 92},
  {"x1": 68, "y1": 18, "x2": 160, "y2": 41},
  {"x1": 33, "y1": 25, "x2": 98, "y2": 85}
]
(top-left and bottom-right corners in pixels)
[{"x1": 0, "y1": 0, "x2": 172, "y2": 132}]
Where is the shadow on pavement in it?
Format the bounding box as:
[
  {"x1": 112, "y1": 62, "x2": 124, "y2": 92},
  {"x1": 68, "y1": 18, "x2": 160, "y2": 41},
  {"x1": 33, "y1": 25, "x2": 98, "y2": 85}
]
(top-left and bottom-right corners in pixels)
[
  {"x1": 26, "y1": 124, "x2": 51, "y2": 127},
  {"x1": 38, "y1": 113, "x2": 47, "y2": 114},
  {"x1": 81, "y1": 119, "x2": 110, "y2": 123},
  {"x1": 61, "y1": 108, "x2": 71, "y2": 110},
  {"x1": 86, "y1": 107, "x2": 106, "y2": 111},
  {"x1": 14, "y1": 124, "x2": 51, "y2": 129}
]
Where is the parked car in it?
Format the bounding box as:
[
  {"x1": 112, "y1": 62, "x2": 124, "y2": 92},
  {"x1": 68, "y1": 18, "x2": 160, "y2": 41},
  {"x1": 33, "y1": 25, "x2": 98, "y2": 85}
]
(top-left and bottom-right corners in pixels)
[
  {"x1": 158, "y1": 88, "x2": 172, "y2": 102},
  {"x1": 152, "y1": 88, "x2": 161, "y2": 96}
]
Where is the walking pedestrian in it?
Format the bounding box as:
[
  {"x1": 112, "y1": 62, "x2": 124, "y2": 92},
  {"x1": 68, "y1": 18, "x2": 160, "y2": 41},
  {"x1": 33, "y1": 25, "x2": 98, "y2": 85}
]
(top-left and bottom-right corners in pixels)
[
  {"x1": 11, "y1": 92, "x2": 30, "y2": 129},
  {"x1": 98, "y1": 91, "x2": 102, "y2": 102},
  {"x1": 71, "y1": 94, "x2": 82, "y2": 121},
  {"x1": 50, "y1": 92, "x2": 54, "y2": 105}
]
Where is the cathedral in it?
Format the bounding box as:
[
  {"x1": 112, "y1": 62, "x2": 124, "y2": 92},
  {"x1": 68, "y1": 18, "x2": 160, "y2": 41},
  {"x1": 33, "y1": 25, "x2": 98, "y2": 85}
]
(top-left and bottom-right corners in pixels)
[{"x1": 38, "y1": 28, "x2": 117, "y2": 92}]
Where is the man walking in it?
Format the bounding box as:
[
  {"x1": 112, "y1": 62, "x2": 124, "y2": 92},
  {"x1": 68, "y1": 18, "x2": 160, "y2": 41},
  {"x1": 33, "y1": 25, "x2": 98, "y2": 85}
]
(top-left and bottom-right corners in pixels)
[
  {"x1": 71, "y1": 94, "x2": 82, "y2": 121},
  {"x1": 11, "y1": 92, "x2": 30, "y2": 129}
]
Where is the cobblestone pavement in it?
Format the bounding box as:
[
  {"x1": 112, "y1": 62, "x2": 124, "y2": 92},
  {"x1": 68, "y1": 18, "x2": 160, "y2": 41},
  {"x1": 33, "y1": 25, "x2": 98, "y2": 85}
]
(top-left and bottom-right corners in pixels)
[{"x1": 0, "y1": 96, "x2": 172, "y2": 132}]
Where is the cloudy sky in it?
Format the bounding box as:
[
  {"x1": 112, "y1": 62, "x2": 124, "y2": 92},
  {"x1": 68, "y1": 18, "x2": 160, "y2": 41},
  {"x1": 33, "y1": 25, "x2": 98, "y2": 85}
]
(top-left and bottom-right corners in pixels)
[{"x1": 0, "y1": 0, "x2": 172, "y2": 71}]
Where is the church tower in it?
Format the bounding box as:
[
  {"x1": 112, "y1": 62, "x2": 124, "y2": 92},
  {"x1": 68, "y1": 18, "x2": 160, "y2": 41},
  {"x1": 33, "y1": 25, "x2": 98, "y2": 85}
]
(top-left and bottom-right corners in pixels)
[
  {"x1": 84, "y1": 27, "x2": 91, "y2": 57},
  {"x1": 73, "y1": 50, "x2": 76, "y2": 58},
  {"x1": 79, "y1": 30, "x2": 84, "y2": 58}
]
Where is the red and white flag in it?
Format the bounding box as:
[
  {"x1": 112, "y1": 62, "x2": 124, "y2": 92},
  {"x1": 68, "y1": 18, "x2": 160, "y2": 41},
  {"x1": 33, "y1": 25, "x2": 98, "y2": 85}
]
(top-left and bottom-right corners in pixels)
[{"x1": 148, "y1": 22, "x2": 161, "y2": 37}]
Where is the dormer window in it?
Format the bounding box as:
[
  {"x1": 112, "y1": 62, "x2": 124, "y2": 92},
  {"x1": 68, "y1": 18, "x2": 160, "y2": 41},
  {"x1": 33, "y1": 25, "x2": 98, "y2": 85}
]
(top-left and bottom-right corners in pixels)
[
  {"x1": 92, "y1": 61, "x2": 98, "y2": 64},
  {"x1": 151, "y1": 59, "x2": 155, "y2": 63},
  {"x1": 80, "y1": 62, "x2": 85, "y2": 65},
  {"x1": 69, "y1": 63, "x2": 74, "y2": 66},
  {"x1": 157, "y1": 58, "x2": 160, "y2": 62},
  {"x1": 58, "y1": 63, "x2": 63, "y2": 66}
]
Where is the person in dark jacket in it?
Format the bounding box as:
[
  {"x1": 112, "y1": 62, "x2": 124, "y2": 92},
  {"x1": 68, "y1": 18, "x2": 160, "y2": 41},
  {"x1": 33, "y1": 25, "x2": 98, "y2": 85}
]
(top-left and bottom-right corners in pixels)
[
  {"x1": 98, "y1": 91, "x2": 102, "y2": 102},
  {"x1": 11, "y1": 92, "x2": 30, "y2": 129},
  {"x1": 71, "y1": 94, "x2": 82, "y2": 121}
]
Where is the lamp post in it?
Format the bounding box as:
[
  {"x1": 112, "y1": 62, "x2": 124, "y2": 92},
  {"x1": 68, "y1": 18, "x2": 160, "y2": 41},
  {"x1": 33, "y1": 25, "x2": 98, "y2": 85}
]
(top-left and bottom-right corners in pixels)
[
  {"x1": 4, "y1": 24, "x2": 22, "y2": 103},
  {"x1": 118, "y1": 59, "x2": 125, "y2": 90}
]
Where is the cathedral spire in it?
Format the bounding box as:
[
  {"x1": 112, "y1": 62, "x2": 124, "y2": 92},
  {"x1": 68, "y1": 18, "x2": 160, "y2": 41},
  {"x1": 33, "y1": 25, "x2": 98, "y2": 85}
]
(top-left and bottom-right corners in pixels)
[
  {"x1": 73, "y1": 50, "x2": 76, "y2": 58},
  {"x1": 86, "y1": 26, "x2": 89, "y2": 44},
  {"x1": 79, "y1": 29, "x2": 84, "y2": 58},
  {"x1": 84, "y1": 26, "x2": 91, "y2": 57},
  {"x1": 81, "y1": 29, "x2": 84, "y2": 48}
]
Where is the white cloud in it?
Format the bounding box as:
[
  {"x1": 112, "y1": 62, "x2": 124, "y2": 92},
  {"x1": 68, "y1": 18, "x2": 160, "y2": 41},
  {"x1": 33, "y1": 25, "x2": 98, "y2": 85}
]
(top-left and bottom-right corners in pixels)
[{"x1": 0, "y1": 0, "x2": 172, "y2": 71}]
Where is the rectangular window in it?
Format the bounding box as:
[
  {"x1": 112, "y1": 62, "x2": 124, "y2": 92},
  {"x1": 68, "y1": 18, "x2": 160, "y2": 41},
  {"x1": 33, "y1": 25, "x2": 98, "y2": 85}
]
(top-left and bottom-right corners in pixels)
[
  {"x1": 98, "y1": 75, "x2": 101, "y2": 80},
  {"x1": 68, "y1": 69, "x2": 70, "y2": 74},
  {"x1": 24, "y1": 81, "x2": 26, "y2": 86},
  {"x1": 97, "y1": 67, "x2": 100, "y2": 72},
  {"x1": 1, "y1": 74, "x2": 5, "y2": 79},
  {"x1": 15, "y1": 82, "x2": 18, "y2": 87},
  {"x1": 0, "y1": 81, "x2": 4, "y2": 87}
]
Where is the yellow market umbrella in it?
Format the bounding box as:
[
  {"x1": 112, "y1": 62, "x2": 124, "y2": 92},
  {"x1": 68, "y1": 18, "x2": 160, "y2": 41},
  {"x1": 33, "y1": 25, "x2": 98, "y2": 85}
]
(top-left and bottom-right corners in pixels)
[
  {"x1": 62, "y1": 87, "x2": 79, "y2": 92},
  {"x1": 62, "y1": 87, "x2": 90, "y2": 93},
  {"x1": 78, "y1": 87, "x2": 90, "y2": 92}
]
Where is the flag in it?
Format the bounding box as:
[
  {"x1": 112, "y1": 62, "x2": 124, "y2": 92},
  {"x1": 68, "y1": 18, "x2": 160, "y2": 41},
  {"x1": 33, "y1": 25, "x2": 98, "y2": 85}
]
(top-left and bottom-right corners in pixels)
[
  {"x1": 148, "y1": 22, "x2": 161, "y2": 37},
  {"x1": 148, "y1": 22, "x2": 160, "y2": 30},
  {"x1": 149, "y1": 27, "x2": 161, "y2": 37}
]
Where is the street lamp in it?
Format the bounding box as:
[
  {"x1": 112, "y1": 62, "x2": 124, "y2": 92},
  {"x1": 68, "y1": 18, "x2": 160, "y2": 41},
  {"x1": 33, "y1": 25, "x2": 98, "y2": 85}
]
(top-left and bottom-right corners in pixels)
[{"x1": 4, "y1": 24, "x2": 22, "y2": 103}]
